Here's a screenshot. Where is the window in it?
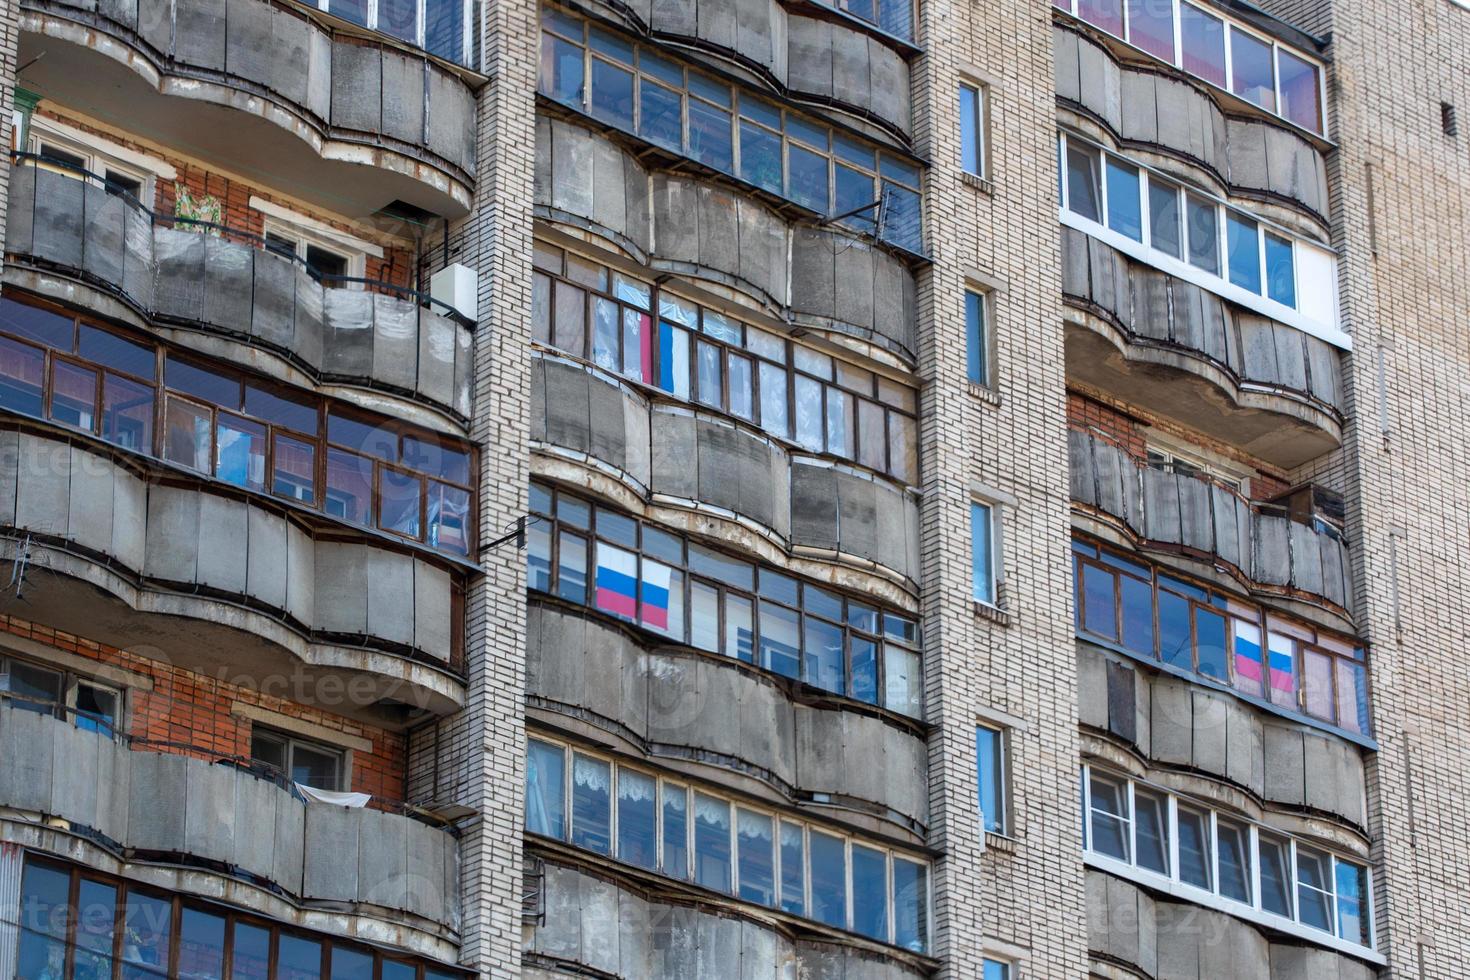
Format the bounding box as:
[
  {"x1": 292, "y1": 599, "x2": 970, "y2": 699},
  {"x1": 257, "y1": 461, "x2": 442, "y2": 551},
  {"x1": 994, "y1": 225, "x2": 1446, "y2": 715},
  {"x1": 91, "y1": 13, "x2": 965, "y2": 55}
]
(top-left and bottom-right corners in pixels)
[
  {"x1": 17, "y1": 856, "x2": 471, "y2": 980},
  {"x1": 532, "y1": 245, "x2": 918, "y2": 484},
  {"x1": 965, "y1": 290, "x2": 991, "y2": 387},
  {"x1": 1144, "y1": 445, "x2": 1244, "y2": 492},
  {"x1": 0, "y1": 653, "x2": 121, "y2": 736},
  {"x1": 0, "y1": 296, "x2": 475, "y2": 556},
  {"x1": 524, "y1": 737, "x2": 931, "y2": 952},
  {"x1": 250, "y1": 728, "x2": 345, "y2": 791},
  {"x1": 1083, "y1": 767, "x2": 1376, "y2": 953},
  {"x1": 537, "y1": 9, "x2": 924, "y2": 252},
  {"x1": 976, "y1": 723, "x2": 1008, "y2": 834},
  {"x1": 971, "y1": 501, "x2": 998, "y2": 606},
  {"x1": 312, "y1": 0, "x2": 475, "y2": 65},
  {"x1": 28, "y1": 126, "x2": 151, "y2": 203},
  {"x1": 982, "y1": 958, "x2": 1013, "y2": 980},
  {"x1": 528, "y1": 482, "x2": 924, "y2": 717},
  {"x1": 262, "y1": 220, "x2": 364, "y2": 283},
  {"x1": 1054, "y1": 0, "x2": 1326, "y2": 135},
  {"x1": 1056, "y1": 134, "x2": 1338, "y2": 336},
  {"x1": 1071, "y1": 537, "x2": 1371, "y2": 736},
  {"x1": 959, "y1": 83, "x2": 987, "y2": 179},
  {"x1": 832, "y1": 0, "x2": 913, "y2": 39}
]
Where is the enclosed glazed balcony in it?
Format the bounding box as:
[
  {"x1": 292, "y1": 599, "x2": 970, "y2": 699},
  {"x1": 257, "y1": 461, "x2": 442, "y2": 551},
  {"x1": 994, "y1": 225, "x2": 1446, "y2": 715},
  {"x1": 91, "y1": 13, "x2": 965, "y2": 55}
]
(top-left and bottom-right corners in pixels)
[
  {"x1": 19, "y1": 0, "x2": 480, "y2": 217},
  {"x1": 6, "y1": 158, "x2": 474, "y2": 420},
  {"x1": 0, "y1": 696, "x2": 461, "y2": 933}
]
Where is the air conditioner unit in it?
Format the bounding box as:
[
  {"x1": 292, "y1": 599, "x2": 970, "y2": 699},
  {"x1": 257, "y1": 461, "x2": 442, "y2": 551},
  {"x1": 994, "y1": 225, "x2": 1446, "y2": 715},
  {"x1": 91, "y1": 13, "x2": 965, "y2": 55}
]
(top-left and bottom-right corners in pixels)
[{"x1": 430, "y1": 263, "x2": 478, "y2": 321}]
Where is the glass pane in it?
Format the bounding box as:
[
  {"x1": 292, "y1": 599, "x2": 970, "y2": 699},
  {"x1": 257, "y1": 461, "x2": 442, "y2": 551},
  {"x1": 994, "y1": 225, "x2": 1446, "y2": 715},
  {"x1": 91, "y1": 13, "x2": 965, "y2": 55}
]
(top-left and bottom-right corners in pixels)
[
  {"x1": 101, "y1": 374, "x2": 154, "y2": 452},
  {"x1": 0, "y1": 299, "x2": 73, "y2": 348},
  {"x1": 739, "y1": 121, "x2": 784, "y2": 195},
  {"x1": 327, "y1": 411, "x2": 396, "y2": 461},
  {"x1": 1134, "y1": 789, "x2": 1169, "y2": 874},
  {"x1": 793, "y1": 375, "x2": 824, "y2": 451},
  {"x1": 1226, "y1": 211, "x2": 1262, "y2": 293},
  {"x1": 540, "y1": 34, "x2": 584, "y2": 106},
  {"x1": 640, "y1": 560, "x2": 684, "y2": 640},
  {"x1": 231, "y1": 922, "x2": 272, "y2": 980},
  {"x1": 688, "y1": 100, "x2": 733, "y2": 173},
  {"x1": 1077, "y1": 0, "x2": 1123, "y2": 34},
  {"x1": 851, "y1": 637, "x2": 879, "y2": 705},
  {"x1": 272, "y1": 434, "x2": 316, "y2": 504},
  {"x1": 1127, "y1": 0, "x2": 1175, "y2": 59},
  {"x1": 977, "y1": 726, "x2": 1004, "y2": 834},
  {"x1": 121, "y1": 892, "x2": 173, "y2": 978},
  {"x1": 80, "y1": 325, "x2": 154, "y2": 379},
  {"x1": 177, "y1": 907, "x2": 227, "y2": 980},
  {"x1": 617, "y1": 769, "x2": 659, "y2": 870},
  {"x1": 590, "y1": 58, "x2": 635, "y2": 128},
  {"x1": 382, "y1": 961, "x2": 417, "y2": 980},
  {"x1": 690, "y1": 580, "x2": 720, "y2": 652},
  {"x1": 527, "y1": 518, "x2": 551, "y2": 592},
  {"x1": 71, "y1": 877, "x2": 117, "y2": 980},
  {"x1": 379, "y1": 468, "x2": 423, "y2": 538},
  {"x1": 1065, "y1": 142, "x2": 1102, "y2": 222},
  {"x1": 1267, "y1": 631, "x2": 1298, "y2": 708},
  {"x1": 167, "y1": 354, "x2": 240, "y2": 405},
  {"x1": 1259, "y1": 834, "x2": 1293, "y2": 917},
  {"x1": 162, "y1": 399, "x2": 211, "y2": 474},
  {"x1": 759, "y1": 600, "x2": 801, "y2": 678},
  {"x1": 1232, "y1": 620, "x2": 1264, "y2": 697},
  {"x1": 1265, "y1": 232, "x2": 1296, "y2": 307},
  {"x1": 971, "y1": 502, "x2": 995, "y2": 604},
  {"x1": 851, "y1": 844, "x2": 888, "y2": 941},
  {"x1": 1336, "y1": 860, "x2": 1369, "y2": 945},
  {"x1": 1217, "y1": 819, "x2": 1252, "y2": 902},
  {"x1": 965, "y1": 291, "x2": 987, "y2": 385},
  {"x1": 276, "y1": 934, "x2": 323, "y2": 980},
  {"x1": 0, "y1": 336, "x2": 45, "y2": 416},
  {"x1": 694, "y1": 792, "x2": 732, "y2": 892},
  {"x1": 571, "y1": 753, "x2": 612, "y2": 854},
  {"x1": 292, "y1": 742, "x2": 341, "y2": 790},
  {"x1": 526, "y1": 739, "x2": 566, "y2": 837},
  {"x1": 328, "y1": 946, "x2": 374, "y2": 980},
  {"x1": 696, "y1": 340, "x2": 723, "y2": 408},
  {"x1": 788, "y1": 143, "x2": 830, "y2": 213},
  {"x1": 1180, "y1": 3, "x2": 1227, "y2": 88},
  {"x1": 553, "y1": 281, "x2": 586, "y2": 358},
  {"x1": 1088, "y1": 773, "x2": 1130, "y2": 861},
  {"x1": 804, "y1": 616, "x2": 845, "y2": 695},
  {"x1": 326, "y1": 0, "x2": 368, "y2": 25},
  {"x1": 424, "y1": 0, "x2": 465, "y2": 62},
  {"x1": 727, "y1": 353, "x2": 753, "y2": 419},
  {"x1": 532, "y1": 272, "x2": 552, "y2": 345},
  {"x1": 1176, "y1": 805, "x2": 1212, "y2": 889},
  {"x1": 622, "y1": 309, "x2": 652, "y2": 382},
  {"x1": 736, "y1": 808, "x2": 775, "y2": 905},
  {"x1": 1148, "y1": 178, "x2": 1182, "y2": 258},
  {"x1": 884, "y1": 645, "x2": 922, "y2": 718},
  {"x1": 17, "y1": 862, "x2": 72, "y2": 980},
  {"x1": 960, "y1": 85, "x2": 983, "y2": 175},
  {"x1": 1336, "y1": 659, "x2": 1369, "y2": 734},
  {"x1": 725, "y1": 593, "x2": 755, "y2": 663},
  {"x1": 1082, "y1": 562, "x2": 1118, "y2": 640},
  {"x1": 555, "y1": 531, "x2": 585, "y2": 602},
  {"x1": 50, "y1": 360, "x2": 97, "y2": 430},
  {"x1": 1120, "y1": 575, "x2": 1155, "y2": 655},
  {"x1": 808, "y1": 830, "x2": 847, "y2": 928},
  {"x1": 1106, "y1": 157, "x2": 1143, "y2": 241},
  {"x1": 324, "y1": 449, "x2": 372, "y2": 525},
  {"x1": 1195, "y1": 608, "x2": 1228, "y2": 680},
  {"x1": 596, "y1": 506, "x2": 638, "y2": 548},
  {"x1": 428, "y1": 482, "x2": 471, "y2": 555},
  {"x1": 657, "y1": 322, "x2": 690, "y2": 398},
  {"x1": 853, "y1": 398, "x2": 883, "y2": 471},
  {"x1": 1296, "y1": 846, "x2": 1334, "y2": 931},
  {"x1": 1230, "y1": 27, "x2": 1276, "y2": 111},
  {"x1": 1186, "y1": 195, "x2": 1220, "y2": 275},
  {"x1": 245, "y1": 384, "x2": 318, "y2": 435},
  {"x1": 758, "y1": 361, "x2": 788, "y2": 437},
  {"x1": 662, "y1": 783, "x2": 689, "y2": 879},
  {"x1": 403, "y1": 435, "x2": 469, "y2": 484},
  {"x1": 594, "y1": 541, "x2": 638, "y2": 621},
  {"x1": 217, "y1": 413, "x2": 267, "y2": 490},
  {"x1": 893, "y1": 857, "x2": 927, "y2": 953},
  {"x1": 592, "y1": 297, "x2": 619, "y2": 370},
  {"x1": 779, "y1": 822, "x2": 805, "y2": 915},
  {"x1": 1304, "y1": 649, "x2": 1335, "y2": 721},
  {"x1": 688, "y1": 542, "x2": 753, "y2": 590},
  {"x1": 1279, "y1": 49, "x2": 1323, "y2": 132},
  {"x1": 834, "y1": 163, "x2": 876, "y2": 233}
]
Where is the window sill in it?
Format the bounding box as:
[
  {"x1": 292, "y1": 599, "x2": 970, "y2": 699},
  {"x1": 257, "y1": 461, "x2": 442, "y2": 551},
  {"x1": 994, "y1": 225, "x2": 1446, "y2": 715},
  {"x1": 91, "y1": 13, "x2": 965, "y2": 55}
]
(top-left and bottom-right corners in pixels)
[
  {"x1": 967, "y1": 381, "x2": 1001, "y2": 406},
  {"x1": 961, "y1": 171, "x2": 994, "y2": 195},
  {"x1": 984, "y1": 831, "x2": 1017, "y2": 853},
  {"x1": 974, "y1": 601, "x2": 1011, "y2": 626}
]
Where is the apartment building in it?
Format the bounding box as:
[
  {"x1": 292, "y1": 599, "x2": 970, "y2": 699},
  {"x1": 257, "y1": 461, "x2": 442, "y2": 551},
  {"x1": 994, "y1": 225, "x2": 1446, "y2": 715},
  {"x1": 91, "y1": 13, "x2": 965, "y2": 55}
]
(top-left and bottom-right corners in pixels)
[{"x1": 0, "y1": 0, "x2": 1464, "y2": 977}]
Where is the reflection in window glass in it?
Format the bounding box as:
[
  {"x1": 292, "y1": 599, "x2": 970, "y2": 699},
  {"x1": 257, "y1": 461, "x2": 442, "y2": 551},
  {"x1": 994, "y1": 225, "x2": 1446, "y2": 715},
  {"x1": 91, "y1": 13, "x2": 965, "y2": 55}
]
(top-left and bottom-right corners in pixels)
[
  {"x1": 1278, "y1": 49, "x2": 1323, "y2": 132},
  {"x1": 571, "y1": 753, "x2": 612, "y2": 854},
  {"x1": 1076, "y1": 0, "x2": 1123, "y2": 35},
  {"x1": 0, "y1": 336, "x2": 45, "y2": 416},
  {"x1": 971, "y1": 502, "x2": 996, "y2": 605},
  {"x1": 694, "y1": 792, "x2": 732, "y2": 892},
  {"x1": 1195, "y1": 608, "x2": 1228, "y2": 680},
  {"x1": 1065, "y1": 143, "x2": 1102, "y2": 222},
  {"x1": 1148, "y1": 178, "x2": 1182, "y2": 258},
  {"x1": 759, "y1": 600, "x2": 801, "y2": 678},
  {"x1": 273, "y1": 434, "x2": 316, "y2": 504},
  {"x1": 977, "y1": 725, "x2": 1006, "y2": 834},
  {"x1": 1296, "y1": 846, "x2": 1334, "y2": 932},
  {"x1": 1127, "y1": 0, "x2": 1175, "y2": 60},
  {"x1": 1134, "y1": 789, "x2": 1170, "y2": 874},
  {"x1": 73, "y1": 878, "x2": 118, "y2": 979},
  {"x1": 758, "y1": 361, "x2": 788, "y2": 437},
  {"x1": 779, "y1": 822, "x2": 805, "y2": 915},
  {"x1": 809, "y1": 830, "x2": 847, "y2": 928},
  {"x1": 231, "y1": 923, "x2": 272, "y2": 980},
  {"x1": 163, "y1": 401, "x2": 212, "y2": 474},
  {"x1": 851, "y1": 637, "x2": 879, "y2": 705},
  {"x1": 177, "y1": 908, "x2": 226, "y2": 980},
  {"x1": 1180, "y1": 3, "x2": 1227, "y2": 88},
  {"x1": 739, "y1": 121, "x2": 784, "y2": 195},
  {"x1": 960, "y1": 84, "x2": 984, "y2": 176},
  {"x1": 851, "y1": 844, "x2": 889, "y2": 941},
  {"x1": 639, "y1": 559, "x2": 684, "y2": 639},
  {"x1": 276, "y1": 934, "x2": 322, "y2": 980},
  {"x1": 737, "y1": 809, "x2": 775, "y2": 905},
  {"x1": 378, "y1": 468, "x2": 423, "y2": 538},
  {"x1": 640, "y1": 80, "x2": 683, "y2": 149},
  {"x1": 1176, "y1": 805, "x2": 1212, "y2": 889},
  {"x1": 688, "y1": 99, "x2": 733, "y2": 173},
  {"x1": 804, "y1": 617, "x2": 845, "y2": 695},
  {"x1": 1226, "y1": 211, "x2": 1263, "y2": 294},
  {"x1": 102, "y1": 374, "x2": 154, "y2": 452},
  {"x1": 540, "y1": 34, "x2": 584, "y2": 106},
  {"x1": 885, "y1": 645, "x2": 921, "y2": 718},
  {"x1": 1230, "y1": 28, "x2": 1276, "y2": 111},
  {"x1": 1265, "y1": 233, "x2": 1296, "y2": 307},
  {"x1": 17, "y1": 862, "x2": 71, "y2": 980},
  {"x1": 617, "y1": 769, "x2": 658, "y2": 870},
  {"x1": 122, "y1": 892, "x2": 174, "y2": 978},
  {"x1": 526, "y1": 739, "x2": 566, "y2": 839},
  {"x1": 1186, "y1": 195, "x2": 1220, "y2": 275},
  {"x1": 50, "y1": 360, "x2": 96, "y2": 430},
  {"x1": 1217, "y1": 819, "x2": 1252, "y2": 903},
  {"x1": 1336, "y1": 860, "x2": 1369, "y2": 945},
  {"x1": 325, "y1": 449, "x2": 372, "y2": 526},
  {"x1": 965, "y1": 290, "x2": 988, "y2": 386},
  {"x1": 662, "y1": 783, "x2": 689, "y2": 879},
  {"x1": 893, "y1": 857, "x2": 928, "y2": 953},
  {"x1": 329, "y1": 947, "x2": 374, "y2": 980},
  {"x1": 1088, "y1": 772, "x2": 1130, "y2": 861},
  {"x1": 1105, "y1": 157, "x2": 1142, "y2": 241},
  {"x1": 217, "y1": 414, "x2": 266, "y2": 491},
  {"x1": 794, "y1": 374, "x2": 824, "y2": 451},
  {"x1": 1259, "y1": 833, "x2": 1293, "y2": 917}
]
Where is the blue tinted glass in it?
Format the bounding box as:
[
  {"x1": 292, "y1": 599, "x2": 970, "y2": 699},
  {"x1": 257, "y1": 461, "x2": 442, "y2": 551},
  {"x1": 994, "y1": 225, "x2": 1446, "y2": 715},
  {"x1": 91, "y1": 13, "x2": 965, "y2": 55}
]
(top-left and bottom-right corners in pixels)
[
  {"x1": 759, "y1": 569, "x2": 799, "y2": 604},
  {"x1": 788, "y1": 143, "x2": 829, "y2": 213},
  {"x1": 971, "y1": 503, "x2": 994, "y2": 604},
  {"x1": 736, "y1": 809, "x2": 775, "y2": 906},
  {"x1": 178, "y1": 908, "x2": 226, "y2": 980},
  {"x1": 787, "y1": 116, "x2": 829, "y2": 149},
  {"x1": 835, "y1": 163, "x2": 877, "y2": 233},
  {"x1": 965, "y1": 291, "x2": 987, "y2": 385},
  {"x1": 1159, "y1": 591, "x2": 1192, "y2": 668},
  {"x1": 617, "y1": 769, "x2": 658, "y2": 870},
  {"x1": 1195, "y1": 608, "x2": 1228, "y2": 680},
  {"x1": 80, "y1": 325, "x2": 155, "y2": 379},
  {"x1": 328, "y1": 947, "x2": 374, "y2": 980},
  {"x1": 983, "y1": 961, "x2": 1010, "y2": 980},
  {"x1": 122, "y1": 893, "x2": 173, "y2": 978},
  {"x1": 1105, "y1": 158, "x2": 1143, "y2": 241},
  {"x1": 693, "y1": 793, "x2": 732, "y2": 892},
  {"x1": 808, "y1": 830, "x2": 847, "y2": 928},
  {"x1": 526, "y1": 739, "x2": 566, "y2": 838},
  {"x1": 804, "y1": 617, "x2": 845, "y2": 695},
  {"x1": 639, "y1": 81, "x2": 683, "y2": 150},
  {"x1": 739, "y1": 121, "x2": 783, "y2": 194},
  {"x1": 231, "y1": 923, "x2": 272, "y2": 980},
  {"x1": 688, "y1": 100, "x2": 733, "y2": 172},
  {"x1": 779, "y1": 822, "x2": 805, "y2": 915},
  {"x1": 17, "y1": 862, "x2": 71, "y2": 980},
  {"x1": 0, "y1": 299, "x2": 73, "y2": 349},
  {"x1": 976, "y1": 726, "x2": 1003, "y2": 833},
  {"x1": 1265, "y1": 232, "x2": 1296, "y2": 307},
  {"x1": 662, "y1": 784, "x2": 689, "y2": 879},
  {"x1": 851, "y1": 637, "x2": 879, "y2": 705},
  {"x1": 1226, "y1": 211, "x2": 1262, "y2": 293},
  {"x1": 1082, "y1": 562, "x2": 1117, "y2": 640},
  {"x1": 1336, "y1": 860, "x2": 1369, "y2": 945},
  {"x1": 893, "y1": 858, "x2": 927, "y2": 953},
  {"x1": 590, "y1": 58, "x2": 635, "y2": 129},
  {"x1": 960, "y1": 85, "x2": 981, "y2": 174},
  {"x1": 851, "y1": 845, "x2": 888, "y2": 941},
  {"x1": 689, "y1": 72, "x2": 731, "y2": 107},
  {"x1": 571, "y1": 753, "x2": 612, "y2": 854},
  {"x1": 759, "y1": 601, "x2": 801, "y2": 678},
  {"x1": 540, "y1": 34, "x2": 584, "y2": 106},
  {"x1": 881, "y1": 184, "x2": 923, "y2": 252},
  {"x1": 276, "y1": 935, "x2": 322, "y2": 980},
  {"x1": 1120, "y1": 575, "x2": 1155, "y2": 655}
]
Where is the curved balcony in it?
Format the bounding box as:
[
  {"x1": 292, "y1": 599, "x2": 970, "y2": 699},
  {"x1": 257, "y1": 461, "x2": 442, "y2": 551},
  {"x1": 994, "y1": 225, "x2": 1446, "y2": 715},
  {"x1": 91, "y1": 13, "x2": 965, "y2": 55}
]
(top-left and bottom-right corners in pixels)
[
  {"x1": 526, "y1": 860, "x2": 932, "y2": 978},
  {"x1": 1088, "y1": 873, "x2": 1380, "y2": 978},
  {"x1": 1062, "y1": 227, "x2": 1342, "y2": 467},
  {"x1": 1070, "y1": 429, "x2": 1352, "y2": 615},
  {"x1": 6, "y1": 160, "x2": 473, "y2": 421},
  {"x1": 1079, "y1": 645, "x2": 1368, "y2": 823},
  {"x1": 1054, "y1": 24, "x2": 1329, "y2": 222},
  {"x1": 535, "y1": 115, "x2": 918, "y2": 361},
  {"x1": 0, "y1": 698, "x2": 460, "y2": 934},
  {"x1": 528, "y1": 603, "x2": 927, "y2": 834},
  {"x1": 19, "y1": 0, "x2": 479, "y2": 217},
  {"x1": 0, "y1": 427, "x2": 464, "y2": 716},
  {"x1": 532, "y1": 354, "x2": 921, "y2": 586}
]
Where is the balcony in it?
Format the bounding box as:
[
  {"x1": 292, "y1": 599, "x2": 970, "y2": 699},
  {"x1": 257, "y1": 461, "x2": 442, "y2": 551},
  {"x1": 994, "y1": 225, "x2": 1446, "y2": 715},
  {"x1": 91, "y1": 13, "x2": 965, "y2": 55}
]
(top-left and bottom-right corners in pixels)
[
  {"x1": 0, "y1": 696, "x2": 461, "y2": 933},
  {"x1": 19, "y1": 0, "x2": 479, "y2": 217},
  {"x1": 1069, "y1": 429, "x2": 1352, "y2": 616},
  {"x1": 6, "y1": 159, "x2": 473, "y2": 420},
  {"x1": 0, "y1": 427, "x2": 465, "y2": 717}
]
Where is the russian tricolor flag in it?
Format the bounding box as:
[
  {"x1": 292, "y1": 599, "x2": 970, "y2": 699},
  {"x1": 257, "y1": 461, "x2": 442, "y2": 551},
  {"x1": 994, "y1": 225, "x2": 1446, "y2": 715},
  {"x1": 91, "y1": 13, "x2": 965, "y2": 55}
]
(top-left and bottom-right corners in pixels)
[
  {"x1": 1267, "y1": 633, "x2": 1296, "y2": 696},
  {"x1": 640, "y1": 562, "x2": 673, "y2": 631},
  {"x1": 1233, "y1": 621, "x2": 1263, "y2": 693},
  {"x1": 595, "y1": 544, "x2": 638, "y2": 621}
]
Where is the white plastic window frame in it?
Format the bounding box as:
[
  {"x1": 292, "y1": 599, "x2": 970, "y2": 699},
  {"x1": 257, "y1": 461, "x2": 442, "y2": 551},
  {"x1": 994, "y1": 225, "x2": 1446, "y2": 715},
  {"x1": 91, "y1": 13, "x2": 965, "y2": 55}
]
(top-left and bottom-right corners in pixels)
[
  {"x1": 959, "y1": 79, "x2": 989, "y2": 181},
  {"x1": 1053, "y1": 0, "x2": 1329, "y2": 138},
  {"x1": 1056, "y1": 131, "x2": 1347, "y2": 350},
  {"x1": 26, "y1": 122, "x2": 156, "y2": 205},
  {"x1": 260, "y1": 216, "x2": 369, "y2": 282},
  {"x1": 1080, "y1": 764, "x2": 1382, "y2": 962},
  {"x1": 315, "y1": 0, "x2": 476, "y2": 65}
]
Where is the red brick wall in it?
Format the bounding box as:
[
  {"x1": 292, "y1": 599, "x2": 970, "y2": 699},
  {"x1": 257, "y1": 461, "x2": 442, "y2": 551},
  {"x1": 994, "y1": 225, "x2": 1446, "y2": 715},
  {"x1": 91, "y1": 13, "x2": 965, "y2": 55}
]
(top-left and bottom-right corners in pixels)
[
  {"x1": 1067, "y1": 391, "x2": 1147, "y2": 458},
  {"x1": 0, "y1": 615, "x2": 407, "y2": 801}
]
